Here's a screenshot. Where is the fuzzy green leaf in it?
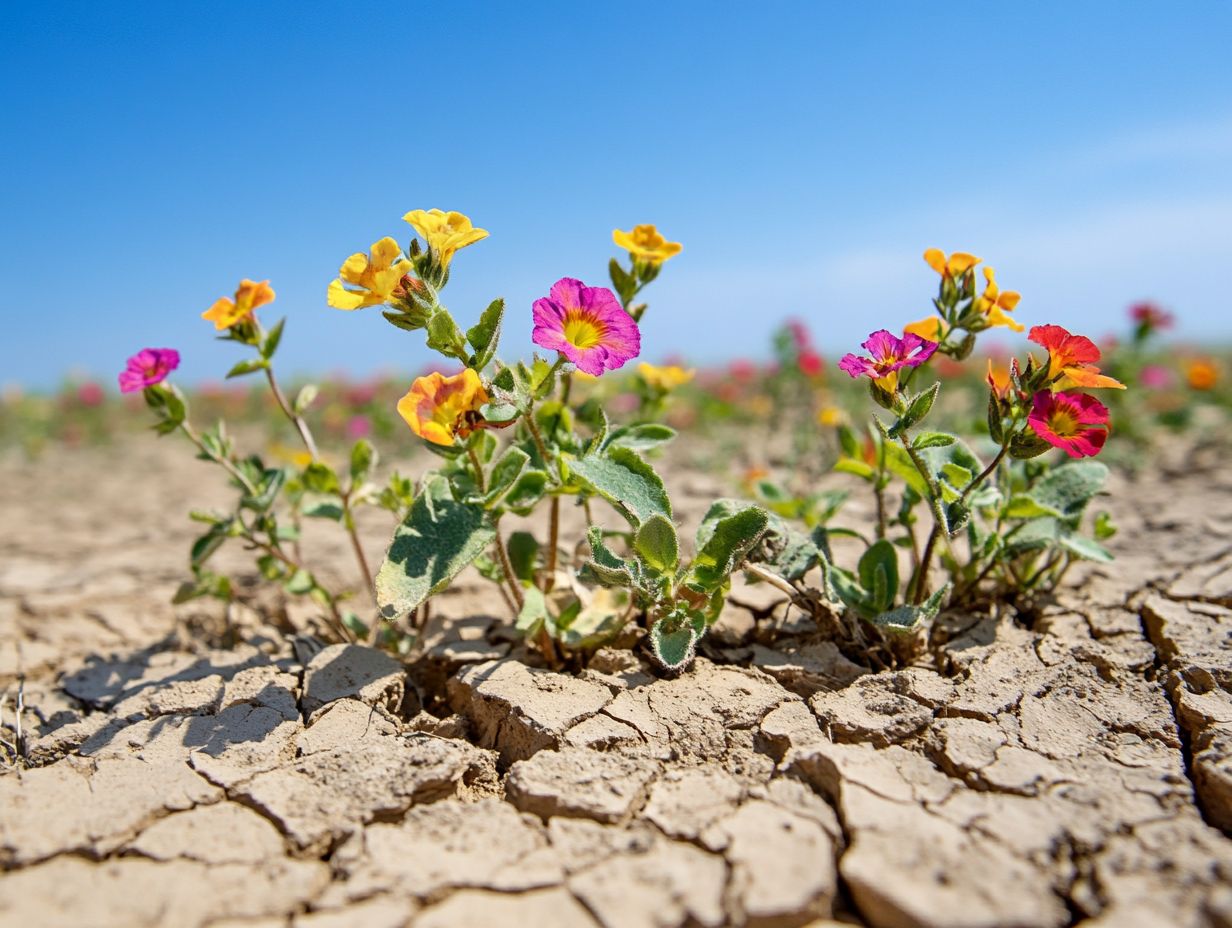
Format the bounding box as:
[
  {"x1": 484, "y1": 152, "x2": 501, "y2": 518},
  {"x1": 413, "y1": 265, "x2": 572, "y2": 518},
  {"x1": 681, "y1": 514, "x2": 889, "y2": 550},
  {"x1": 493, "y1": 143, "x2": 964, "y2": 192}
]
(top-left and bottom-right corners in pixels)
[
  {"x1": 225, "y1": 358, "x2": 269, "y2": 379},
  {"x1": 634, "y1": 515, "x2": 679, "y2": 574},
  {"x1": 350, "y1": 439, "x2": 376, "y2": 482},
  {"x1": 261, "y1": 317, "x2": 286, "y2": 359},
  {"x1": 648, "y1": 619, "x2": 700, "y2": 673},
  {"x1": 585, "y1": 526, "x2": 636, "y2": 587},
  {"x1": 1015, "y1": 462, "x2": 1108, "y2": 523},
  {"x1": 506, "y1": 531, "x2": 540, "y2": 582},
  {"x1": 503, "y1": 469, "x2": 549, "y2": 515},
  {"x1": 293, "y1": 384, "x2": 319, "y2": 415},
  {"x1": 913, "y1": 431, "x2": 957, "y2": 450},
  {"x1": 568, "y1": 447, "x2": 672, "y2": 528},
  {"x1": 858, "y1": 540, "x2": 899, "y2": 612},
  {"x1": 482, "y1": 446, "x2": 530, "y2": 508},
  {"x1": 605, "y1": 423, "x2": 677, "y2": 453},
  {"x1": 425, "y1": 310, "x2": 469, "y2": 361},
  {"x1": 689, "y1": 506, "x2": 770, "y2": 591},
  {"x1": 376, "y1": 480, "x2": 496, "y2": 618},
  {"x1": 466, "y1": 298, "x2": 504, "y2": 371}
]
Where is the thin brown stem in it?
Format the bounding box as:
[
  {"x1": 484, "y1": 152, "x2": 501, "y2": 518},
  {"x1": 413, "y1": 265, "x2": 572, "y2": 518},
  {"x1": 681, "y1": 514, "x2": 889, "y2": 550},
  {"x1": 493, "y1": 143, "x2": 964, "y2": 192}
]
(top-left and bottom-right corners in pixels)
[
  {"x1": 524, "y1": 410, "x2": 552, "y2": 472},
  {"x1": 544, "y1": 496, "x2": 560, "y2": 592},
  {"x1": 342, "y1": 506, "x2": 375, "y2": 598},
  {"x1": 264, "y1": 367, "x2": 319, "y2": 460},
  {"x1": 494, "y1": 529, "x2": 525, "y2": 612}
]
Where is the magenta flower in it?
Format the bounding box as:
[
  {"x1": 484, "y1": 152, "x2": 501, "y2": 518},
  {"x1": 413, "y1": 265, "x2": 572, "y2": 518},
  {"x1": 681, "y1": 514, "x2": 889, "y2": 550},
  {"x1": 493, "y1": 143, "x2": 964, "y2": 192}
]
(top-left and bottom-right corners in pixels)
[
  {"x1": 1027, "y1": 390, "x2": 1110, "y2": 459},
  {"x1": 837, "y1": 330, "x2": 937, "y2": 391},
  {"x1": 532, "y1": 278, "x2": 640, "y2": 376},
  {"x1": 118, "y1": 348, "x2": 180, "y2": 393}
]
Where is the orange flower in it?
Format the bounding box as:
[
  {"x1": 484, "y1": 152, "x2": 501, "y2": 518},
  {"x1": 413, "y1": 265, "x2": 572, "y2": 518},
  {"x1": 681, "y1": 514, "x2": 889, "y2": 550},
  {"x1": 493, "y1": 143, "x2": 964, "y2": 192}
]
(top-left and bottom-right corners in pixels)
[
  {"x1": 396, "y1": 369, "x2": 490, "y2": 446},
  {"x1": 202, "y1": 279, "x2": 275, "y2": 330},
  {"x1": 904, "y1": 316, "x2": 949, "y2": 342},
  {"x1": 1028, "y1": 324, "x2": 1125, "y2": 391},
  {"x1": 986, "y1": 359, "x2": 1012, "y2": 400},
  {"x1": 1186, "y1": 359, "x2": 1219, "y2": 391},
  {"x1": 923, "y1": 248, "x2": 980, "y2": 278},
  {"x1": 974, "y1": 267, "x2": 1023, "y2": 332}
]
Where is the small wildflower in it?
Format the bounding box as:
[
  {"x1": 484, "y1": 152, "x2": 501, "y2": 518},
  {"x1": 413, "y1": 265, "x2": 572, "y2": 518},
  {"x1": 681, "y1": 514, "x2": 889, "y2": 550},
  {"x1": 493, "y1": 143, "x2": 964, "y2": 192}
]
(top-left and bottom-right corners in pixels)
[
  {"x1": 612, "y1": 224, "x2": 682, "y2": 264},
  {"x1": 1028, "y1": 325, "x2": 1125, "y2": 390},
  {"x1": 838, "y1": 330, "x2": 938, "y2": 392},
  {"x1": 346, "y1": 414, "x2": 373, "y2": 439},
  {"x1": 118, "y1": 348, "x2": 180, "y2": 394},
  {"x1": 77, "y1": 382, "x2": 104, "y2": 407},
  {"x1": 1139, "y1": 365, "x2": 1174, "y2": 389},
  {"x1": 904, "y1": 316, "x2": 949, "y2": 342},
  {"x1": 817, "y1": 405, "x2": 847, "y2": 427},
  {"x1": 1130, "y1": 301, "x2": 1175, "y2": 331},
  {"x1": 202, "y1": 279, "x2": 275, "y2": 330},
  {"x1": 986, "y1": 359, "x2": 1012, "y2": 401},
  {"x1": 638, "y1": 363, "x2": 695, "y2": 392},
  {"x1": 396, "y1": 369, "x2": 490, "y2": 446},
  {"x1": 532, "y1": 278, "x2": 640, "y2": 376},
  {"x1": 1185, "y1": 358, "x2": 1219, "y2": 391},
  {"x1": 974, "y1": 267, "x2": 1023, "y2": 332},
  {"x1": 798, "y1": 348, "x2": 823, "y2": 378},
  {"x1": 327, "y1": 237, "x2": 414, "y2": 310},
  {"x1": 923, "y1": 248, "x2": 981, "y2": 278},
  {"x1": 402, "y1": 209, "x2": 488, "y2": 266},
  {"x1": 1027, "y1": 390, "x2": 1110, "y2": 459}
]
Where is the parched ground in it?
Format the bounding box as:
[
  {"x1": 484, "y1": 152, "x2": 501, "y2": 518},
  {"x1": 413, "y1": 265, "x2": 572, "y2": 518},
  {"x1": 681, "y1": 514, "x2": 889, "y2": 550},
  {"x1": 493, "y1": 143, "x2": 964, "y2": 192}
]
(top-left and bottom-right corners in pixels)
[{"x1": 2, "y1": 436, "x2": 1232, "y2": 928}]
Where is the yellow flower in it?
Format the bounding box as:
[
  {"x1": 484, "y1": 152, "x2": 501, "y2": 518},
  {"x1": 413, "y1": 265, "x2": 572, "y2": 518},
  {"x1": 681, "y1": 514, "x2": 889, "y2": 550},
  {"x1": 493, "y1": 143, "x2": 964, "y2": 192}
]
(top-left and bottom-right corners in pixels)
[
  {"x1": 923, "y1": 248, "x2": 981, "y2": 278},
  {"x1": 974, "y1": 267, "x2": 1023, "y2": 332},
  {"x1": 402, "y1": 209, "x2": 488, "y2": 266},
  {"x1": 903, "y1": 316, "x2": 950, "y2": 342},
  {"x1": 638, "y1": 363, "x2": 695, "y2": 392},
  {"x1": 613, "y1": 224, "x2": 682, "y2": 264},
  {"x1": 327, "y1": 237, "x2": 413, "y2": 310},
  {"x1": 202, "y1": 279, "x2": 275, "y2": 330},
  {"x1": 396, "y1": 369, "x2": 490, "y2": 446},
  {"x1": 1186, "y1": 359, "x2": 1219, "y2": 391},
  {"x1": 817, "y1": 405, "x2": 847, "y2": 427}
]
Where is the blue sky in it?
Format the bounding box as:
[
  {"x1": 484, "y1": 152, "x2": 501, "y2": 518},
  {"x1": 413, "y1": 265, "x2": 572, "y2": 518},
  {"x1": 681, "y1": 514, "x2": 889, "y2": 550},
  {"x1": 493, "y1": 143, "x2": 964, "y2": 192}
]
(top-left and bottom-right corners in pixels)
[{"x1": 3, "y1": 1, "x2": 1231, "y2": 389}]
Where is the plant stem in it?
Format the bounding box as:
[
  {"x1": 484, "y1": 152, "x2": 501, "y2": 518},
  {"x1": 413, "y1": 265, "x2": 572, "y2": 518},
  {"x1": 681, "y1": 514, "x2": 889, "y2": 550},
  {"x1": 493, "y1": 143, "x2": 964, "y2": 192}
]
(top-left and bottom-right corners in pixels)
[
  {"x1": 178, "y1": 421, "x2": 258, "y2": 494},
  {"x1": 524, "y1": 409, "x2": 552, "y2": 472},
  {"x1": 341, "y1": 503, "x2": 375, "y2": 599},
  {"x1": 466, "y1": 447, "x2": 486, "y2": 493},
  {"x1": 745, "y1": 563, "x2": 800, "y2": 599},
  {"x1": 264, "y1": 368, "x2": 319, "y2": 460},
  {"x1": 493, "y1": 527, "x2": 525, "y2": 612},
  {"x1": 961, "y1": 444, "x2": 1010, "y2": 503},
  {"x1": 544, "y1": 496, "x2": 560, "y2": 593}
]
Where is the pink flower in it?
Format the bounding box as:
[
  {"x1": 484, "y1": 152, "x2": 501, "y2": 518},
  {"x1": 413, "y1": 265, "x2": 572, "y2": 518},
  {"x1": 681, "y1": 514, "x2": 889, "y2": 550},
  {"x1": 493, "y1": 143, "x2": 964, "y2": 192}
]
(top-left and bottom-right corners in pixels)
[
  {"x1": 838, "y1": 330, "x2": 937, "y2": 390},
  {"x1": 786, "y1": 319, "x2": 812, "y2": 349},
  {"x1": 1139, "y1": 365, "x2": 1174, "y2": 389},
  {"x1": 119, "y1": 348, "x2": 180, "y2": 393},
  {"x1": 1130, "y1": 301, "x2": 1175, "y2": 331},
  {"x1": 798, "y1": 348, "x2": 823, "y2": 377},
  {"x1": 1027, "y1": 390, "x2": 1110, "y2": 458},
  {"x1": 77, "y1": 382, "x2": 104, "y2": 407},
  {"x1": 532, "y1": 278, "x2": 640, "y2": 376},
  {"x1": 346, "y1": 414, "x2": 372, "y2": 439}
]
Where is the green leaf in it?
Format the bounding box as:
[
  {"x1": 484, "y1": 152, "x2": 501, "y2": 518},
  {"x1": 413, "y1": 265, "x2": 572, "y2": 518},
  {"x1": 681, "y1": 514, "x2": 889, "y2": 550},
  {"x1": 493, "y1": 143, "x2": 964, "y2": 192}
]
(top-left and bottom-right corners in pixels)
[
  {"x1": 604, "y1": 423, "x2": 677, "y2": 453},
  {"x1": 869, "y1": 583, "x2": 949, "y2": 633},
  {"x1": 284, "y1": 568, "x2": 314, "y2": 595},
  {"x1": 515, "y1": 585, "x2": 549, "y2": 637},
  {"x1": 1057, "y1": 531, "x2": 1114, "y2": 563},
  {"x1": 466, "y1": 298, "x2": 505, "y2": 371},
  {"x1": 1009, "y1": 430, "x2": 1053, "y2": 459},
  {"x1": 635, "y1": 515, "x2": 679, "y2": 574},
  {"x1": 261, "y1": 317, "x2": 286, "y2": 359},
  {"x1": 838, "y1": 425, "x2": 862, "y2": 459},
  {"x1": 568, "y1": 447, "x2": 672, "y2": 528},
  {"x1": 648, "y1": 617, "x2": 700, "y2": 673},
  {"x1": 689, "y1": 506, "x2": 770, "y2": 591},
  {"x1": 1094, "y1": 510, "x2": 1117, "y2": 540},
  {"x1": 1016, "y1": 461, "x2": 1109, "y2": 523},
  {"x1": 376, "y1": 479, "x2": 496, "y2": 618},
  {"x1": 225, "y1": 358, "x2": 269, "y2": 379},
  {"x1": 301, "y1": 461, "x2": 340, "y2": 495},
  {"x1": 302, "y1": 499, "x2": 344, "y2": 521},
  {"x1": 425, "y1": 310, "x2": 469, "y2": 361},
  {"x1": 913, "y1": 431, "x2": 956, "y2": 450},
  {"x1": 834, "y1": 456, "x2": 876, "y2": 481},
  {"x1": 350, "y1": 439, "x2": 377, "y2": 482},
  {"x1": 881, "y1": 443, "x2": 930, "y2": 498},
  {"x1": 889, "y1": 382, "x2": 940, "y2": 436},
  {"x1": 190, "y1": 523, "x2": 230, "y2": 568},
  {"x1": 858, "y1": 540, "x2": 899, "y2": 612},
  {"x1": 293, "y1": 384, "x2": 319, "y2": 415},
  {"x1": 987, "y1": 392, "x2": 1004, "y2": 443},
  {"x1": 506, "y1": 531, "x2": 540, "y2": 582},
  {"x1": 482, "y1": 446, "x2": 530, "y2": 507},
  {"x1": 503, "y1": 469, "x2": 549, "y2": 515},
  {"x1": 479, "y1": 402, "x2": 519, "y2": 424},
  {"x1": 585, "y1": 526, "x2": 636, "y2": 587}
]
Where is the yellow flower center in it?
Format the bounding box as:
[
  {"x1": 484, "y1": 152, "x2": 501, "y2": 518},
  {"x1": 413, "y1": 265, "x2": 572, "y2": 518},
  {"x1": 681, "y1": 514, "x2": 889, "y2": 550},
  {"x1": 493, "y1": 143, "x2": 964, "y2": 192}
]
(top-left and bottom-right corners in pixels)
[
  {"x1": 1048, "y1": 409, "x2": 1079, "y2": 437},
  {"x1": 563, "y1": 311, "x2": 605, "y2": 350}
]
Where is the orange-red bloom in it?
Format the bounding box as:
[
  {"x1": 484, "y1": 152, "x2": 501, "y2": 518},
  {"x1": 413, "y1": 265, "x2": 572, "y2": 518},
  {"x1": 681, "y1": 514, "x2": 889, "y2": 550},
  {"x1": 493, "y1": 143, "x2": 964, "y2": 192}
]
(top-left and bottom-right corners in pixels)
[
  {"x1": 1028, "y1": 325, "x2": 1125, "y2": 391},
  {"x1": 202, "y1": 279, "x2": 275, "y2": 330},
  {"x1": 396, "y1": 369, "x2": 490, "y2": 446}
]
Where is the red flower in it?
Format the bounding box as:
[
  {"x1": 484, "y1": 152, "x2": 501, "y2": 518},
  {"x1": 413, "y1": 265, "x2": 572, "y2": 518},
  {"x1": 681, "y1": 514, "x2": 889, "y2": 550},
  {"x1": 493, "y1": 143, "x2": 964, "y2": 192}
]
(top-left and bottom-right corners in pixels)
[
  {"x1": 1027, "y1": 390, "x2": 1110, "y2": 458},
  {"x1": 1028, "y1": 325, "x2": 1124, "y2": 391},
  {"x1": 1129, "y1": 301, "x2": 1175, "y2": 331}
]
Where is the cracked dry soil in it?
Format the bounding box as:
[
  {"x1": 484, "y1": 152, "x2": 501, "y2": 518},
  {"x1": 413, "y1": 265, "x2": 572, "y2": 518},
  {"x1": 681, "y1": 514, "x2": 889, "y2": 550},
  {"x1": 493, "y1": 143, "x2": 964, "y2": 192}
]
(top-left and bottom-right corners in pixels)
[{"x1": 2, "y1": 437, "x2": 1232, "y2": 928}]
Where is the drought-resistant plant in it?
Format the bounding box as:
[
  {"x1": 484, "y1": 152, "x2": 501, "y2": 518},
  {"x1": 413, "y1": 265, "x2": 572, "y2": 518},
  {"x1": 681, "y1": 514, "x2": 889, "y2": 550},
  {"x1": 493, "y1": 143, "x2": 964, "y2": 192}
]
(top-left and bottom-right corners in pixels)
[
  {"x1": 123, "y1": 229, "x2": 1134, "y2": 675},
  {"x1": 735, "y1": 250, "x2": 1127, "y2": 665}
]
